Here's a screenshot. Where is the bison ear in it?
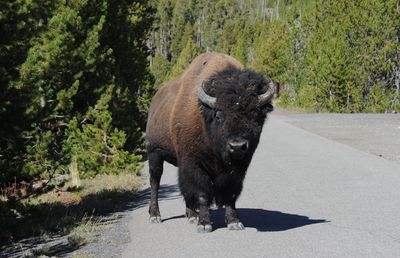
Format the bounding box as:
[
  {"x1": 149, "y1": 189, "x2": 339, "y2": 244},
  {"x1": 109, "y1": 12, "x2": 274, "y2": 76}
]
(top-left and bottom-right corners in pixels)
[{"x1": 261, "y1": 102, "x2": 274, "y2": 113}]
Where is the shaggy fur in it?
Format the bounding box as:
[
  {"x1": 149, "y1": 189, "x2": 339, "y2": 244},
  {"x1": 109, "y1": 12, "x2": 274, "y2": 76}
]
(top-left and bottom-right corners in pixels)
[{"x1": 146, "y1": 52, "x2": 273, "y2": 232}]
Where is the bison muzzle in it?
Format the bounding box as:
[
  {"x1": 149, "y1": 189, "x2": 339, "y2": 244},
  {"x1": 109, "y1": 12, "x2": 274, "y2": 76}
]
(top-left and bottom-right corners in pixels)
[{"x1": 146, "y1": 52, "x2": 274, "y2": 232}]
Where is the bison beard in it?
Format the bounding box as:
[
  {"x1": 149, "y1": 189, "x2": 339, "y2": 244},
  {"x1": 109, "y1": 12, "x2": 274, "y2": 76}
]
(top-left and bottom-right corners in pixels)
[{"x1": 145, "y1": 53, "x2": 273, "y2": 232}]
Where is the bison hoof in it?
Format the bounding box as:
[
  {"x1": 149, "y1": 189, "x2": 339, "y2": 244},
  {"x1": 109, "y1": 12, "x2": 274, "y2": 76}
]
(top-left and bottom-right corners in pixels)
[
  {"x1": 227, "y1": 222, "x2": 245, "y2": 230},
  {"x1": 149, "y1": 216, "x2": 162, "y2": 223},
  {"x1": 197, "y1": 224, "x2": 212, "y2": 233},
  {"x1": 188, "y1": 216, "x2": 198, "y2": 224}
]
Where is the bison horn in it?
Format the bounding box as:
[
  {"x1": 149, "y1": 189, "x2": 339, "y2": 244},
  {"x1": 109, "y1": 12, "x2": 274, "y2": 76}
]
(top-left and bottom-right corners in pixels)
[
  {"x1": 198, "y1": 81, "x2": 216, "y2": 108},
  {"x1": 257, "y1": 81, "x2": 275, "y2": 107}
]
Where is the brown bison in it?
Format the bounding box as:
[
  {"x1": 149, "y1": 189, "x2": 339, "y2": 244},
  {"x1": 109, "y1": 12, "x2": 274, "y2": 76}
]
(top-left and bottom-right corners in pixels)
[{"x1": 146, "y1": 52, "x2": 274, "y2": 232}]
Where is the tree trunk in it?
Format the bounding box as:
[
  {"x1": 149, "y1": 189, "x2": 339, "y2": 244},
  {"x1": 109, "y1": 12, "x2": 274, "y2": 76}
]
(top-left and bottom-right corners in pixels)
[{"x1": 70, "y1": 157, "x2": 81, "y2": 188}]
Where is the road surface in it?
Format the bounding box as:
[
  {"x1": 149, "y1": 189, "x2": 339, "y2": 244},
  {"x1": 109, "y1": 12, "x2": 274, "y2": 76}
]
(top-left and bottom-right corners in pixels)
[{"x1": 121, "y1": 113, "x2": 400, "y2": 257}]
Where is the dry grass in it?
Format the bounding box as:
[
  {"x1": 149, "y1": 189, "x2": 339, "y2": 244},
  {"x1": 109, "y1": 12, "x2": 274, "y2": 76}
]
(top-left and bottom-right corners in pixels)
[
  {"x1": 32, "y1": 173, "x2": 142, "y2": 206},
  {"x1": 66, "y1": 214, "x2": 113, "y2": 248},
  {"x1": 81, "y1": 173, "x2": 141, "y2": 195},
  {"x1": 0, "y1": 172, "x2": 144, "y2": 249}
]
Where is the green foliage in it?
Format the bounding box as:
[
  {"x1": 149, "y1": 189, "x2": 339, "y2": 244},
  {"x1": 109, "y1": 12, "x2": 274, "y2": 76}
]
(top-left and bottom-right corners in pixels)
[
  {"x1": 231, "y1": 24, "x2": 252, "y2": 65},
  {"x1": 276, "y1": 90, "x2": 293, "y2": 108},
  {"x1": 151, "y1": 54, "x2": 171, "y2": 87},
  {"x1": 64, "y1": 87, "x2": 142, "y2": 178},
  {"x1": 23, "y1": 130, "x2": 65, "y2": 178},
  {"x1": 365, "y1": 85, "x2": 399, "y2": 113},
  {"x1": 251, "y1": 21, "x2": 289, "y2": 84},
  {"x1": 168, "y1": 38, "x2": 201, "y2": 80},
  {"x1": 294, "y1": 85, "x2": 319, "y2": 111},
  {"x1": 285, "y1": 0, "x2": 399, "y2": 112},
  {"x1": 0, "y1": 0, "x2": 153, "y2": 183},
  {"x1": 0, "y1": 0, "x2": 59, "y2": 182}
]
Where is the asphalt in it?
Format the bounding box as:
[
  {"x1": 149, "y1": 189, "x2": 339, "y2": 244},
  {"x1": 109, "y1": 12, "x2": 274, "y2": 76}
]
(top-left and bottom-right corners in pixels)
[
  {"x1": 283, "y1": 113, "x2": 400, "y2": 164},
  {"x1": 121, "y1": 114, "x2": 400, "y2": 258}
]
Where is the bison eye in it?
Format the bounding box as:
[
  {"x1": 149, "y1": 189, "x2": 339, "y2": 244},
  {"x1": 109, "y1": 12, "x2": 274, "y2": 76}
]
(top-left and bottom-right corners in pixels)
[{"x1": 215, "y1": 110, "x2": 223, "y2": 122}]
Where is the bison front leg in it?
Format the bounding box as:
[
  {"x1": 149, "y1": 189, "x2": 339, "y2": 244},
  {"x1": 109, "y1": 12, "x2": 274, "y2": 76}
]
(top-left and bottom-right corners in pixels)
[
  {"x1": 225, "y1": 203, "x2": 245, "y2": 230},
  {"x1": 185, "y1": 205, "x2": 198, "y2": 224},
  {"x1": 197, "y1": 193, "x2": 212, "y2": 233},
  {"x1": 179, "y1": 165, "x2": 213, "y2": 233}
]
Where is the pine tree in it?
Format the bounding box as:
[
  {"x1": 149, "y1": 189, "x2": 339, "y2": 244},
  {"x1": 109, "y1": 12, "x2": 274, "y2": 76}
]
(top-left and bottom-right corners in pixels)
[
  {"x1": 64, "y1": 86, "x2": 142, "y2": 178},
  {"x1": 251, "y1": 21, "x2": 289, "y2": 86},
  {"x1": 170, "y1": 0, "x2": 192, "y2": 62},
  {"x1": 155, "y1": 0, "x2": 174, "y2": 60},
  {"x1": 232, "y1": 23, "x2": 252, "y2": 65}
]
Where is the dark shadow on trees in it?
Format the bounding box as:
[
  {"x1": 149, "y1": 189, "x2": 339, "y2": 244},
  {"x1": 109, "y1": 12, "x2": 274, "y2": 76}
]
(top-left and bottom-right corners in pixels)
[
  {"x1": 0, "y1": 184, "x2": 180, "y2": 257},
  {"x1": 211, "y1": 208, "x2": 328, "y2": 232}
]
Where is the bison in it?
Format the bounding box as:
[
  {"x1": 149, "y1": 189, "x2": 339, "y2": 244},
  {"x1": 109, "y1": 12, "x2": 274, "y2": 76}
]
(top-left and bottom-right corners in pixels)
[{"x1": 146, "y1": 52, "x2": 274, "y2": 232}]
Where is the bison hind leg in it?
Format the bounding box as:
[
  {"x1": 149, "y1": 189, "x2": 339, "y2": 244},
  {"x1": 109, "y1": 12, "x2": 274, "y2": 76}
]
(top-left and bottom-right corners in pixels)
[{"x1": 148, "y1": 151, "x2": 164, "y2": 223}]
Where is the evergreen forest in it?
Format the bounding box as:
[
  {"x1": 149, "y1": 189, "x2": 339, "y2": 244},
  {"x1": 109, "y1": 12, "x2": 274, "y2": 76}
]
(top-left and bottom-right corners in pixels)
[
  {"x1": 1, "y1": 0, "x2": 399, "y2": 184},
  {"x1": 149, "y1": 0, "x2": 399, "y2": 113}
]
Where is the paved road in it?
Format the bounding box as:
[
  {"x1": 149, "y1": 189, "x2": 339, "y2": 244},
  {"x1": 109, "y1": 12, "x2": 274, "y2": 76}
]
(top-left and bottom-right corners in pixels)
[
  {"x1": 282, "y1": 112, "x2": 400, "y2": 164},
  {"x1": 122, "y1": 114, "x2": 400, "y2": 258}
]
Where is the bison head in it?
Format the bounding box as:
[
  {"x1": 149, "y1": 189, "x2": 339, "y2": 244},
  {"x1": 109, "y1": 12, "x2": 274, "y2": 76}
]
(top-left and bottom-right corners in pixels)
[{"x1": 198, "y1": 68, "x2": 274, "y2": 166}]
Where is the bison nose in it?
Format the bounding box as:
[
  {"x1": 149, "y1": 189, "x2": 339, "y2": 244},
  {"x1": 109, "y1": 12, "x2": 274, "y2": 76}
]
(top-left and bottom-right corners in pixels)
[{"x1": 228, "y1": 139, "x2": 249, "y2": 154}]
